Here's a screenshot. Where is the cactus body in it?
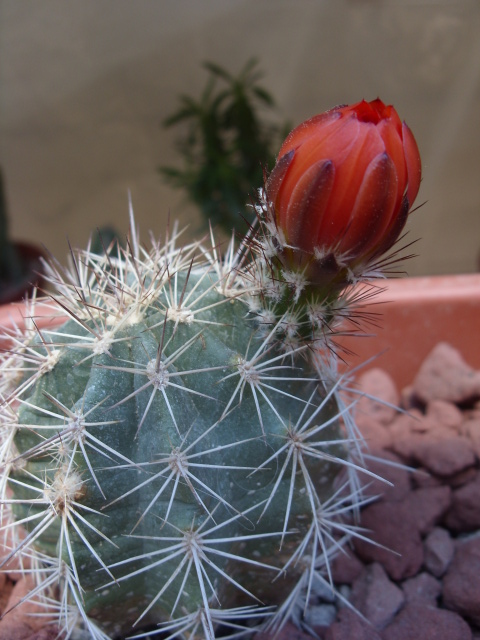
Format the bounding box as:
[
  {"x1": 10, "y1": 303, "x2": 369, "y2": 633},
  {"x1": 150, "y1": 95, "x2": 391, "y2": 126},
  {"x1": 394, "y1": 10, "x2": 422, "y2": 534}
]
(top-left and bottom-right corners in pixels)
[{"x1": 0, "y1": 215, "x2": 374, "y2": 639}]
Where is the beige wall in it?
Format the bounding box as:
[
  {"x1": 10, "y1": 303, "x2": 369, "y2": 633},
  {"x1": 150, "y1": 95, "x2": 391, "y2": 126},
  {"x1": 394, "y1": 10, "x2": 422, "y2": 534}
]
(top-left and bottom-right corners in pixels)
[{"x1": 1, "y1": 0, "x2": 479, "y2": 276}]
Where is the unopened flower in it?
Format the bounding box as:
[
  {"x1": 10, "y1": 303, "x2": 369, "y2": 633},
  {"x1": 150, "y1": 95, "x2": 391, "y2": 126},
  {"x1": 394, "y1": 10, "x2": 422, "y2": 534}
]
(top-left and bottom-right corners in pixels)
[{"x1": 266, "y1": 98, "x2": 421, "y2": 276}]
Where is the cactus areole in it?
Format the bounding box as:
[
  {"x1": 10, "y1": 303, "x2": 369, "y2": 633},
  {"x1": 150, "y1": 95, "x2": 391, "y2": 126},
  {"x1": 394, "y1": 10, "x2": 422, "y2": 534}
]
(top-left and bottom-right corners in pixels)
[{"x1": 0, "y1": 100, "x2": 421, "y2": 639}]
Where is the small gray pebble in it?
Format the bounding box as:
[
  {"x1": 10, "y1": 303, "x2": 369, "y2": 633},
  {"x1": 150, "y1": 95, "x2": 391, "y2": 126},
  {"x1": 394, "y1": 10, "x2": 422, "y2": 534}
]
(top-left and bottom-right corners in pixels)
[{"x1": 304, "y1": 603, "x2": 338, "y2": 628}]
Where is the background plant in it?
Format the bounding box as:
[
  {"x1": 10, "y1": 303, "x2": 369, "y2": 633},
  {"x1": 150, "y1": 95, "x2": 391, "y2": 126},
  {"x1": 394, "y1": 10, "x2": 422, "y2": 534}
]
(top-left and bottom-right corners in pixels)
[{"x1": 159, "y1": 58, "x2": 290, "y2": 236}]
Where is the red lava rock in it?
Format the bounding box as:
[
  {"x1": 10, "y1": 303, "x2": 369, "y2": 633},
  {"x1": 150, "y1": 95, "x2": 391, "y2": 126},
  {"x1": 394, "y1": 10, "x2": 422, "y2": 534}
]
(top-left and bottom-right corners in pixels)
[
  {"x1": 362, "y1": 451, "x2": 411, "y2": 502},
  {"x1": 413, "y1": 435, "x2": 475, "y2": 477},
  {"x1": 462, "y1": 419, "x2": 480, "y2": 459},
  {"x1": 0, "y1": 572, "x2": 6, "y2": 595},
  {"x1": 324, "y1": 607, "x2": 382, "y2": 640},
  {"x1": 330, "y1": 548, "x2": 364, "y2": 585},
  {"x1": 0, "y1": 575, "x2": 13, "y2": 618},
  {"x1": 410, "y1": 466, "x2": 442, "y2": 489},
  {"x1": 426, "y1": 399, "x2": 464, "y2": 432},
  {"x1": 254, "y1": 621, "x2": 312, "y2": 639},
  {"x1": 442, "y1": 537, "x2": 480, "y2": 626},
  {"x1": 350, "y1": 562, "x2": 404, "y2": 629},
  {"x1": 402, "y1": 571, "x2": 441, "y2": 606},
  {"x1": 423, "y1": 527, "x2": 455, "y2": 577},
  {"x1": 393, "y1": 408, "x2": 428, "y2": 433},
  {"x1": 0, "y1": 526, "x2": 32, "y2": 583},
  {"x1": 466, "y1": 400, "x2": 480, "y2": 421},
  {"x1": 353, "y1": 500, "x2": 423, "y2": 581},
  {"x1": 388, "y1": 410, "x2": 434, "y2": 461},
  {"x1": 24, "y1": 629, "x2": 62, "y2": 640},
  {"x1": 356, "y1": 417, "x2": 393, "y2": 451},
  {"x1": 446, "y1": 465, "x2": 478, "y2": 488},
  {"x1": 381, "y1": 602, "x2": 472, "y2": 640},
  {"x1": 355, "y1": 368, "x2": 400, "y2": 426},
  {"x1": 412, "y1": 342, "x2": 480, "y2": 404},
  {"x1": 444, "y1": 472, "x2": 480, "y2": 532},
  {"x1": 404, "y1": 485, "x2": 451, "y2": 535},
  {"x1": 399, "y1": 384, "x2": 416, "y2": 410},
  {"x1": 0, "y1": 576, "x2": 52, "y2": 639}
]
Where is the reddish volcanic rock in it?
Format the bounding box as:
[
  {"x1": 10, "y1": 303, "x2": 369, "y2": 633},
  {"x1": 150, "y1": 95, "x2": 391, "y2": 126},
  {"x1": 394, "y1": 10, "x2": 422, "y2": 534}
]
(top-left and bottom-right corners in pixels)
[
  {"x1": 442, "y1": 537, "x2": 480, "y2": 626},
  {"x1": 410, "y1": 466, "x2": 443, "y2": 489},
  {"x1": 381, "y1": 602, "x2": 472, "y2": 640},
  {"x1": 361, "y1": 450, "x2": 411, "y2": 502},
  {"x1": 23, "y1": 629, "x2": 61, "y2": 640},
  {"x1": 356, "y1": 417, "x2": 393, "y2": 451},
  {"x1": 423, "y1": 527, "x2": 455, "y2": 577},
  {"x1": 444, "y1": 472, "x2": 480, "y2": 532},
  {"x1": 0, "y1": 576, "x2": 53, "y2": 639},
  {"x1": 412, "y1": 342, "x2": 480, "y2": 404},
  {"x1": 350, "y1": 563, "x2": 404, "y2": 629},
  {"x1": 402, "y1": 571, "x2": 441, "y2": 606},
  {"x1": 353, "y1": 501, "x2": 423, "y2": 581},
  {"x1": 255, "y1": 621, "x2": 312, "y2": 640},
  {"x1": 404, "y1": 485, "x2": 451, "y2": 535},
  {"x1": 413, "y1": 435, "x2": 475, "y2": 477},
  {"x1": 388, "y1": 409, "x2": 434, "y2": 461},
  {"x1": 426, "y1": 399, "x2": 464, "y2": 432},
  {"x1": 462, "y1": 418, "x2": 480, "y2": 459},
  {"x1": 355, "y1": 368, "x2": 400, "y2": 426},
  {"x1": 330, "y1": 548, "x2": 364, "y2": 585},
  {"x1": 324, "y1": 607, "x2": 382, "y2": 640},
  {"x1": 329, "y1": 343, "x2": 480, "y2": 639}
]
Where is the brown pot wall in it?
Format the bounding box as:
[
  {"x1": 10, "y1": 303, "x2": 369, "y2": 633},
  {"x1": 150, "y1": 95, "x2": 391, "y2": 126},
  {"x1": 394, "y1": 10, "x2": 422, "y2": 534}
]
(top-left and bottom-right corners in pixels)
[
  {"x1": 337, "y1": 274, "x2": 480, "y2": 390},
  {"x1": 2, "y1": 273, "x2": 479, "y2": 388},
  {"x1": 0, "y1": 299, "x2": 64, "y2": 351}
]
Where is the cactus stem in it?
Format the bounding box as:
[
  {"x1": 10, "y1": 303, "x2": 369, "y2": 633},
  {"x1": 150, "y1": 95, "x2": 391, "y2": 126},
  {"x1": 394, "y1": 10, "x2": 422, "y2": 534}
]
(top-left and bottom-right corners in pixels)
[
  {"x1": 103, "y1": 421, "x2": 261, "y2": 530},
  {"x1": 0, "y1": 207, "x2": 392, "y2": 637},
  {"x1": 103, "y1": 501, "x2": 283, "y2": 631},
  {"x1": 219, "y1": 320, "x2": 316, "y2": 435},
  {"x1": 159, "y1": 262, "x2": 240, "y2": 332},
  {"x1": 0, "y1": 336, "x2": 60, "y2": 403},
  {"x1": 12, "y1": 393, "x2": 136, "y2": 498},
  {"x1": 2, "y1": 466, "x2": 116, "y2": 586},
  {"x1": 102, "y1": 328, "x2": 224, "y2": 436},
  {"x1": 135, "y1": 603, "x2": 274, "y2": 640}
]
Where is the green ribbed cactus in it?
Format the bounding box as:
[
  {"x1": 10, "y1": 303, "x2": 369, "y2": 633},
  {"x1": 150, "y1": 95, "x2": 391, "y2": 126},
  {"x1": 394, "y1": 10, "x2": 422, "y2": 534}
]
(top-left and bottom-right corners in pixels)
[
  {"x1": 0, "y1": 211, "x2": 372, "y2": 639},
  {"x1": 0, "y1": 98, "x2": 422, "y2": 639}
]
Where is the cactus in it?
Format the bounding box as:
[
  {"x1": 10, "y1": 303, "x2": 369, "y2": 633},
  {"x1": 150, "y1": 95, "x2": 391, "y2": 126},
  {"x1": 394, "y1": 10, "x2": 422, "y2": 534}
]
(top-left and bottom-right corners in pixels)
[{"x1": 0, "y1": 99, "x2": 421, "y2": 639}]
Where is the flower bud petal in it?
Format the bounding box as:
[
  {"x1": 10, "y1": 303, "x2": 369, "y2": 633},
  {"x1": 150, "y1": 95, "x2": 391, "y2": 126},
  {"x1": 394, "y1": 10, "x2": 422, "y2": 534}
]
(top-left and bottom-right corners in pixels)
[
  {"x1": 266, "y1": 98, "x2": 422, "y2": 279},
  {"x1": 284, "y1": 159, "x2": 334, "y2": 250},
  {"x1": 402, "y1": 121, "x2": 422, "y2": 207},
  {"x1": 342, "y1": 152, "x2": 398, "y2": 257},
  {"x1": 266, "y1": 148, "x2": 295, "y2": 208}
]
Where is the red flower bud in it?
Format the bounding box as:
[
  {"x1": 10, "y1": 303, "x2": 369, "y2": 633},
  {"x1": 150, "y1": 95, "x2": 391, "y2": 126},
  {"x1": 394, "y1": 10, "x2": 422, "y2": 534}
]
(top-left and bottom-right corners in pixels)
[{"x1": 266, "y1": 99, "x2": 421, "y2": 269}]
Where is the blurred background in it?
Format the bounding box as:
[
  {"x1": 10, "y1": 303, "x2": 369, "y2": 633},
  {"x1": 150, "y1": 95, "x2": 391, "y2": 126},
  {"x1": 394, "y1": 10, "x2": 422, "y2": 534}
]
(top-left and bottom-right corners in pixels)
[{"x1": 1, "y1": 0, "x2": 479, "y2": 276}]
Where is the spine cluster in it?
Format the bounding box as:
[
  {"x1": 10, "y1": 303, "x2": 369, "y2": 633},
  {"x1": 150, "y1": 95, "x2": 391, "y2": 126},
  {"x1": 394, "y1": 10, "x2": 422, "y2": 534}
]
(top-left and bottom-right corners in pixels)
[{"x1": 0, "y1": 209, "x2": 382, "y2": 639}]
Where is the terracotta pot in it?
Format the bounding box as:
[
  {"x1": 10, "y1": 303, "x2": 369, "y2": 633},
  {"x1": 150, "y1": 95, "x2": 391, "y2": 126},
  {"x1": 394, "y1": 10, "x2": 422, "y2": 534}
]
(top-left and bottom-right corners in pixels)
[
  {"x1": 0, "y1": 241, "x2": 46, "y2": 305},
  {"x1": 337, "y1": 273, "x2": 480, "y2": 390},
  {"x1": 2, "y1": 274, "x2": 479, "y2": 384},
  {"x1": 0, "y1": 298, "x2": 64, "y2": 352}
]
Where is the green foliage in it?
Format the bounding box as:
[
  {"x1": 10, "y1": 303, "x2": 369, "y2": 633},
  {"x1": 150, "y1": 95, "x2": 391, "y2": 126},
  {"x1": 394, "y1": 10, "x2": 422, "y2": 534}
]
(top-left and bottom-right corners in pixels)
[{"x1": 160, "y1": 58, "x2": 290, "y2": 235}]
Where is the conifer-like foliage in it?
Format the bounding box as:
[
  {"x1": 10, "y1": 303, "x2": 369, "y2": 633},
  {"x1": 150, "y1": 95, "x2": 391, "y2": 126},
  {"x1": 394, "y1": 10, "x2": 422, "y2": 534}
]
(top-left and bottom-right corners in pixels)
[{"x1": 160, "y1": 59, "x2": 290, "y2": 236}]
